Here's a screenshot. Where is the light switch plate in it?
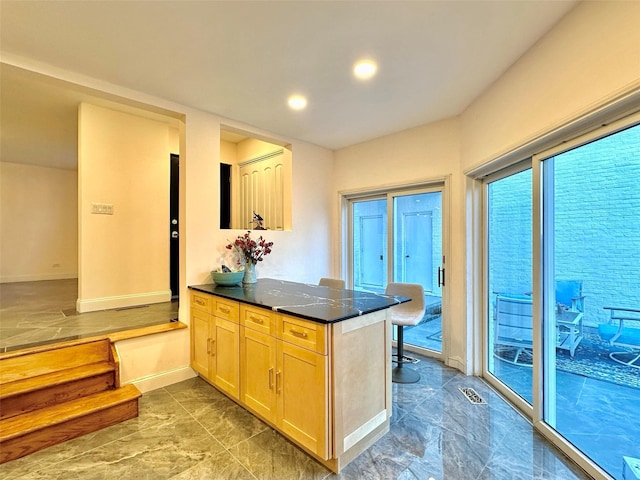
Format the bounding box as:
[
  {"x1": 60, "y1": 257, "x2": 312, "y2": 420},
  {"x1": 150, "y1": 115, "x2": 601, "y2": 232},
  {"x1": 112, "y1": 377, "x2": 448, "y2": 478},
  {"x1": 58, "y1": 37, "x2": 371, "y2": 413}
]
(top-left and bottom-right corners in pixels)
[{"x1": 91, "y1": 202, "x2": 114, "y2": 215}]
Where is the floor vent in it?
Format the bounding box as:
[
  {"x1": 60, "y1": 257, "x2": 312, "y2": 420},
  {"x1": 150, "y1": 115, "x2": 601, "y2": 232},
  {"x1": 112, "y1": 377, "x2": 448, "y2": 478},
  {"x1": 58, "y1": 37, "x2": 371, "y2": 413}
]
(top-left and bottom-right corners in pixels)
[{"x1": 459, "y1": 387, "x2": 487, "y2": 405}]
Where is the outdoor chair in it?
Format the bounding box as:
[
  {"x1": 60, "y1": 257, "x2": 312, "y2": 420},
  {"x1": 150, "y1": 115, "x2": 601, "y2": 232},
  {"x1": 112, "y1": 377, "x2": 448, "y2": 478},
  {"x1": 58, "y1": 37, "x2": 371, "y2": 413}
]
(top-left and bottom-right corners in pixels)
[
  {"x1": 555, "y1": 280, "x2": 585, "y2": 357},
  {"x1": 518, "y1": 280, "x2": 585, "y2": 312},
  {"x1": 555, "y1": 280, "x2": 585, "y2": 313},
  {"x1": 493, "y1": 295, "x2": 534, "y2": 365},
  {"x1": 493, "y1": 291, "x2": 585, "y2": 363},
  {"x1": 598, "y1": 306, "x2": 640, "y2": 369}
]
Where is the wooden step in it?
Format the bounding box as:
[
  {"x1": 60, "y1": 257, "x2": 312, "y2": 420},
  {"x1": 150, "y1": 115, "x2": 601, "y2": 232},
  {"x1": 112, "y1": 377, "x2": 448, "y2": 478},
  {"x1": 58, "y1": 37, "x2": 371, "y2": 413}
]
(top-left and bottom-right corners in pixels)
[
  {"x1": 0, "y1": 361, "x2": 116, "y2": 420},
  {"x1": 0, "y1": 383, "x2": 141, "y2": 463},
  {"x1": 0, "y1": 339, "x2": 112, "y2": 384}
]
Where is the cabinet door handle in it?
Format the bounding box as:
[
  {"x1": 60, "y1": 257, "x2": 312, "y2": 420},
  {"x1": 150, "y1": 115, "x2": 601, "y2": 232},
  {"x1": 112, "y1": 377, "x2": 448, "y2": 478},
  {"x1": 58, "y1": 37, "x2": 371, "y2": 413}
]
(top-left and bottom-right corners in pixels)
[
  {"x1": 249, "y1": 315, "x2": 264, "y2": 324},
  {"x1": 195, "y1": 298, "x2": 205, "y2": 306},
  {"x1": 219, "y1": 305, "x2": 230, "y2": 314},
  {"x1": 275, "y1": 371, "x2": 281, "y2": 393},
  {"x1": 289, "y1": 328, "x2": 308, "y2": 338},
  {"x1": 206, "y1": 338, "x2": 211, "y2": 354},
  {"x1": 211, "y1": 339, "x2": 216, "y2": 356},
  {"x1": 268, "y1": 367, "x2": 274, "y2": 389}
]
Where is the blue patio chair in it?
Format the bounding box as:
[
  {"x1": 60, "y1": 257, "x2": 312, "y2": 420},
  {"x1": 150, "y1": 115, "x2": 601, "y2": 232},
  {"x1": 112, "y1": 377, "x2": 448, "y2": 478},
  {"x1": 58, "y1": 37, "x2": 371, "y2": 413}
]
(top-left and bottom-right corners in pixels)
[
  {"x1": 555, "y1": 280, "x2": 585, "y2": 313},
  {"x1": 598, "y1": 306, "x2": 640, "y2": 369}
]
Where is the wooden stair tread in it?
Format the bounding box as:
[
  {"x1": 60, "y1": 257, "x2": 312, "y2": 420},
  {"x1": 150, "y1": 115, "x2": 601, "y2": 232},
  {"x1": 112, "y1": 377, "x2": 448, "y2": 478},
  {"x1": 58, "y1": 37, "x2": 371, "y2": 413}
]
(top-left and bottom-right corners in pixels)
[
  {"x1": 0, "y1": 361, "x2": 115, "y2": 399},
  {"x1": 0, "y1": 384, "x2": 141, "y2": 442},
  {"x1": 0, "y1": 339, "x2": 112, "y2": 384}
]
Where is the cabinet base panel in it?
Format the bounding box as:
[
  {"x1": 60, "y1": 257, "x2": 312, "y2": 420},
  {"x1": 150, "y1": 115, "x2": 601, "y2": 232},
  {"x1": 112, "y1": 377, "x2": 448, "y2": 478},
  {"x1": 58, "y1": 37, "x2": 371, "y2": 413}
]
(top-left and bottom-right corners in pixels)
[{"x1": 318, "y1": 419, "x2": 390, "y2": 474}]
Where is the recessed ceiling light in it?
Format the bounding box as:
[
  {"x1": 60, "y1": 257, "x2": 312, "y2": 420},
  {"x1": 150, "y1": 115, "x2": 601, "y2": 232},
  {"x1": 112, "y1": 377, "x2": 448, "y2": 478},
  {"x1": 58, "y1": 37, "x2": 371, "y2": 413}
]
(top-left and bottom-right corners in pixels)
[
  {"x1": 354, "y1": 60, "x2": 377, "y2": 80},
  {"x1": 288, "y1": 95, "x2": 307, "y2": 110}
]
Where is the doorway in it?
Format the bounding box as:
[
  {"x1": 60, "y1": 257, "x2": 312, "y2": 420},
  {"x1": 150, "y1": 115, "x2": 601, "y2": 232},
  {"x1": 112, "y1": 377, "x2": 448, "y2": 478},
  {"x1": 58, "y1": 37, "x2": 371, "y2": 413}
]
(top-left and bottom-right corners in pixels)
[
  {"x1": 349, "y1": 186, "x2": 446, "y2": 356},
  {"x1": 170, "y1": 153, "x2": 180, "y2": 300}
]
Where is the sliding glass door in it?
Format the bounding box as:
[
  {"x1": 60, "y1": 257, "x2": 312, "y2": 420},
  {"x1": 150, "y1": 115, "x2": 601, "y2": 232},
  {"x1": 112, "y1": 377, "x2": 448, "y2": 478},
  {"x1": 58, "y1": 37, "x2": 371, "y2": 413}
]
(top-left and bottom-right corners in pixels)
[
  {"x1": 351, "y1": 187, "x2": 444, "y2": 354},
  {"x1": 484, "y1": 116, "x2": 640, "y2": 479},
  {"x1": 537, "y1": 121, "x2": 640, "y2": 478},
  {"x1": 485, "y1": 166, "x2": 533, "y2": 404}
]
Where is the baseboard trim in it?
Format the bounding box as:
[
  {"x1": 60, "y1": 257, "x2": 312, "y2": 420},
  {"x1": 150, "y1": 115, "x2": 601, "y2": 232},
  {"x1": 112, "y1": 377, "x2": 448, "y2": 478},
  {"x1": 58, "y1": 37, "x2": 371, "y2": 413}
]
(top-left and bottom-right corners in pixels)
[
  {"x1": 446, "y1": 355, "x2": 467, "y2": 374},
  {"x1": 76, "y1": 290, "x2": 171, "y2": 313},
  {"x1": 129, "y1": 366, "x2": 196, "y2": 393},
  {"x1": 0, "y1": 273, "x2": 77, "y2": 283}
]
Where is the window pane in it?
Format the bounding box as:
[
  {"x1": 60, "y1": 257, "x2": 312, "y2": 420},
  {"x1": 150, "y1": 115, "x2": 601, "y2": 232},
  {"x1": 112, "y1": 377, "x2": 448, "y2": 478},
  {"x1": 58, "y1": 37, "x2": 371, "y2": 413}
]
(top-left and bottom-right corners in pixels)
[
  {"x1": 544, "y1": 123, "x2": 640, "y2": 478},
  {"x1": 393, "y1": 192, "x2": 443, "y2": 353},
  {"x1": 352, "y1": 199, "x2": 387, "y2": 292},
  {"x1": 487, "y1": 168, "x2": 533, "y2": 404}
]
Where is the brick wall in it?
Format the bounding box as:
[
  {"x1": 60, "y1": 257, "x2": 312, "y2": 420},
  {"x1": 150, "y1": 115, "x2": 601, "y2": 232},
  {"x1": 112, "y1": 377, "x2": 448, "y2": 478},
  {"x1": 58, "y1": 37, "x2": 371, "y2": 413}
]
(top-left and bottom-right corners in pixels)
[{"x1": 489, "y1": 124, "x2": 640, "y2": 326}]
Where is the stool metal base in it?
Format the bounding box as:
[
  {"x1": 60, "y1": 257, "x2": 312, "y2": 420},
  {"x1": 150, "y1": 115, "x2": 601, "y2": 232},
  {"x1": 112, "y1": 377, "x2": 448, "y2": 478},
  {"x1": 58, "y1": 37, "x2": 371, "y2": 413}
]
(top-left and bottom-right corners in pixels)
[
  {"x1": 392, "y1": 353, "x2": 420, "y2": 364},
  {"x1": 392, "y1": 365, "x2": 420, "y2": 384}
]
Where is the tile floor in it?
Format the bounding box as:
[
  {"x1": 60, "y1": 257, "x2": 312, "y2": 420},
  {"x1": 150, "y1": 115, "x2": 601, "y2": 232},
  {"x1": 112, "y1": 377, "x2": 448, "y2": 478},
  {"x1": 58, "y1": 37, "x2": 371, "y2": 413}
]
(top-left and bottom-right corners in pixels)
[
  {"x1": 0, "y1": 279, "x2": 178, "y2": 352},
  {"x1": 0, "y1": 354, "x2": 590, "y2": 480},
  {"x1": 494, "y1": 358, "x2": 640, "y2": 479}
]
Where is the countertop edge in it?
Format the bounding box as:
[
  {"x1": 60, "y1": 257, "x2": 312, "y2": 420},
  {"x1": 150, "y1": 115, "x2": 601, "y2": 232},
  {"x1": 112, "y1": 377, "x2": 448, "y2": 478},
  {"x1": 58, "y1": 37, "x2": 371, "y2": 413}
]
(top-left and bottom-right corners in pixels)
[{"x1": 188, "y1": 281, "x2": 407, "y2": 324}]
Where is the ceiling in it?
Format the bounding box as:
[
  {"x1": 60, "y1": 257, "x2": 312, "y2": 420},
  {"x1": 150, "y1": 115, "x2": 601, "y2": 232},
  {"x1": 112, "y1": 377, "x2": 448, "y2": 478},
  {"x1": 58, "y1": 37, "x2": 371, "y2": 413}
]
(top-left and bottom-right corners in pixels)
[{"x1": 1, "y1": 0, "x2": 578, "y2": 167}]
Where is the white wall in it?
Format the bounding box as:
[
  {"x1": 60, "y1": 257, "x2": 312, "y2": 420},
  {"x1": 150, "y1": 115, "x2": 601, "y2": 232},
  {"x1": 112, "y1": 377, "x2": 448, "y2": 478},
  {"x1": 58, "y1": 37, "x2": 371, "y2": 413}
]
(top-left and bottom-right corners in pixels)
[
  {"x1": 333, "y1": 119, "x2": 464, "y2": 370},
  {"x1": 206, "y1": 125, "x2": 333, "y2": 285},
  {"x1": 0, "y1": 161, "x2": 78, "y2": 282},
  {"x1": 333, "y1": 1, "x2": 640, "y2": 374},
  {"x1": 77, "y1": 103, "x2": 172, "y2": 311},
  {"x1": 461, "y1": 1, "x2": 640, "y2": 170}
]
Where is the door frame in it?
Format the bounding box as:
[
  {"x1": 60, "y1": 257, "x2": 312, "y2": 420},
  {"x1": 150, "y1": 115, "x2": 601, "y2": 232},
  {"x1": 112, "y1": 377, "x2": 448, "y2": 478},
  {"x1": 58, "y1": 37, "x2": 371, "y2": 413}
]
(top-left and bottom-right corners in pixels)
[
  {"x1": 341, "y1": 178, "x2": 450, "y2": 360},
  {"x1": 476, "y1": 110, "x2": 640, "y2": 480}
]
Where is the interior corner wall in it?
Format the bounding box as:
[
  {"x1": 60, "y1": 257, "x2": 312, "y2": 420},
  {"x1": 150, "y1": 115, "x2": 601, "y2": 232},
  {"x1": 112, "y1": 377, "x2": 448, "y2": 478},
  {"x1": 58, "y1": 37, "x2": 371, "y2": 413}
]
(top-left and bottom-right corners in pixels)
[
  {"x1": 0, "y1": 161, "x2": 78, "y2": 282},
  {"x1": 236, "y1": 137, "x2": 282, "y2": 162},
  {"x1": 455, "y1": 1, "x2": 640, "y2": 374},
  {"x1": 77, "y1": 102, "x2": 171, "y2": 312},
  {"x1": 193, "y1": 117, "x2": 334, "y2": 288},
  {"x1": 333, "y1": 118, "x2": 465, "y2": 370},
  {"x1": 220, "y1": 139, "x2": 237, "y2": 165},
  {"x1": 460, "y1": 1, "x2": 640, "y2": 170}
]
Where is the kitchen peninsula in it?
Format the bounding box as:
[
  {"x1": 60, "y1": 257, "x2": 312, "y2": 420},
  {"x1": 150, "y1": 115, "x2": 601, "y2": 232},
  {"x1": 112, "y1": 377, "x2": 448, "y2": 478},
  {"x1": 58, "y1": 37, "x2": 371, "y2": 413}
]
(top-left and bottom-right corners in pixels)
[{"x1": 188, "y1": 278, "x2": 407, "y2": 473}]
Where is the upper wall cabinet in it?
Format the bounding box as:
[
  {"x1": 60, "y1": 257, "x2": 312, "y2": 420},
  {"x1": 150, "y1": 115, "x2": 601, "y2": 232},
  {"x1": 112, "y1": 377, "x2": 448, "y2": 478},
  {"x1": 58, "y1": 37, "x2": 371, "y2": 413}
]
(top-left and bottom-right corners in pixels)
[{"x1": 220, "y1": 127, "x2": 292, "y2": 231}]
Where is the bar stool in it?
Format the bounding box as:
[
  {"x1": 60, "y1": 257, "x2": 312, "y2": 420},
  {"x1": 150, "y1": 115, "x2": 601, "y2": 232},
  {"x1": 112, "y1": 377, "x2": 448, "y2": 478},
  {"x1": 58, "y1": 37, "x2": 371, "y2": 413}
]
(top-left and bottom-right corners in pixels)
[
  {"x1": 318, "y1": 278, "x2": 346, "y2": 289},
  {"x1": 385, "y1": 283, "x2": 425, "y2": 384}
]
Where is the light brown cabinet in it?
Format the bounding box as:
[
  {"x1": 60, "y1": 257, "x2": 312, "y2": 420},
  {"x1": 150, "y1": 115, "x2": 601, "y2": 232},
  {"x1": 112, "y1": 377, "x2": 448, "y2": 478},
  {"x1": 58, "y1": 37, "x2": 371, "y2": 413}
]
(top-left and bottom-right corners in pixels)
[
  {"x1": 190, "y1": 291, "x2": 240, "y2": 400},
  {"x1": 190, "y1": 288, "x2": 392, "y2": 474},
  {"x1": 240, "y1": 305, "x2": 329, "y2": 459}
]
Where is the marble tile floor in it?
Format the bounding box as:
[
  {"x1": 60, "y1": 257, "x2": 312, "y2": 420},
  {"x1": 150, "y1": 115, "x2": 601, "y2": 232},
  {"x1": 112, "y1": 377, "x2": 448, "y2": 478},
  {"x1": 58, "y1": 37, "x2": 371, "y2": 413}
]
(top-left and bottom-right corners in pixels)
[
  {"x1": 494, "y1": 359, "x2": 640, "y2": 479},
  {"x1": 0, "y1": 279, "x2": 179, "y2": 352},
  {"x1": 0, "y1": 354, "x2": 590, "y2": 480}
]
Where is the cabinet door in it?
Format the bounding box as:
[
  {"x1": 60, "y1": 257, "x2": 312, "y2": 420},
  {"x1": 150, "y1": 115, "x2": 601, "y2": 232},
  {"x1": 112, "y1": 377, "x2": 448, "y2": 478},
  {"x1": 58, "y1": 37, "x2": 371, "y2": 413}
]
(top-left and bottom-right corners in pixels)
[
  {"x1": 191, "y1": 310, "x2": 211, "y2": 377},
  {"x1": 241, "y1": 326, "x2": 276, "y2": 421},
  {"x1": 211, "y1": 316, "x2": 240, "y2": 400},
  {"x1": 277, "y1": 341, "x2": 329, "y2": 460}
]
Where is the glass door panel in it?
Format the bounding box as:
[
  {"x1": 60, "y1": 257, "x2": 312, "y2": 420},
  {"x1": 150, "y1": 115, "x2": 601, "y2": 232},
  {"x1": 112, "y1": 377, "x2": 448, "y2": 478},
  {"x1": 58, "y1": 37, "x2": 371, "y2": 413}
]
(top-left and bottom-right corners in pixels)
[
  {"x1": 350, "y1": 188, "x2": 445, "y2": 354},
  {"x1": 486, "y1": 168, "x2": 533, "y2": 404},
  {"x1": 541, "y1": 122, "x2": 640, "y2": 479},
  {"x1": 352, "y1": 198, "x2": 387, "y2": 293},
  {"x1": 393, "y1": 191, "x2": 442, "y2": 353}
]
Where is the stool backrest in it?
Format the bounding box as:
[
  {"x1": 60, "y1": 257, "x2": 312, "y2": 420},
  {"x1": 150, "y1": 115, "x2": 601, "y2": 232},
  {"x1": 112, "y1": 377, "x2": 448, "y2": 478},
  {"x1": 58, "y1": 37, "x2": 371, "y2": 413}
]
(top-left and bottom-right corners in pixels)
[
  {"x1": 318, "y1": 277, "x2": 346, "y2": 289},
  {"x1": 385, "y1": 283, "x2": 426, "y2": 326}
]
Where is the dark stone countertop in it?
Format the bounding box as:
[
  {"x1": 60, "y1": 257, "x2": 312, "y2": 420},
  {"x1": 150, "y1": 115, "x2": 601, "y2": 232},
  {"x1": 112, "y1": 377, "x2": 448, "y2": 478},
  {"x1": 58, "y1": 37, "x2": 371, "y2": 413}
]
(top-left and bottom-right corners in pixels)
[{"x1": 188, "y1": 278, "x2": 408, "y2": 324}]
